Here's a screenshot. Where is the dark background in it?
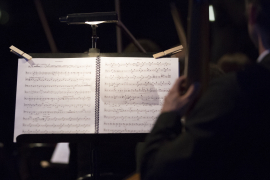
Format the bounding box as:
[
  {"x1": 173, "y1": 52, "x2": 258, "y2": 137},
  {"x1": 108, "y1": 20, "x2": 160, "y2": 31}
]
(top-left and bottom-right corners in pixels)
[{"x1": 0, "y1": 0, "x2": 258, "y2": 146}]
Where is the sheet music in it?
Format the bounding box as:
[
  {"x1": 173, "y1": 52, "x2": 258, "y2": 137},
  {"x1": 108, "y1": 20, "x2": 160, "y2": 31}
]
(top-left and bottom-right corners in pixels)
[
  {"x1": 14, "y1": 58, "x2": 96, "y2": 141},
  {"x1": 99, "y1": 57, "x2": 179, "y2": 133}
]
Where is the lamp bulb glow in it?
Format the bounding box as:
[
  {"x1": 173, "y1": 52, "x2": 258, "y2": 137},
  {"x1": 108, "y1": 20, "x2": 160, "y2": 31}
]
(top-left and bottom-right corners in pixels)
[
  {"x1": 85, "y1": 21, "x2": 105, "y2": 25},
  {"x1": 209, "y1": 5, "x2": 215, "y2": 22}
]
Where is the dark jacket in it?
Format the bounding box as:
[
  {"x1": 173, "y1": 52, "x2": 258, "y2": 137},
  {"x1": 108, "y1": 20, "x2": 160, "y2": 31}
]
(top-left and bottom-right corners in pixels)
[{"x1": 139, "y1": 54, "x2": 270, "y2": 180}]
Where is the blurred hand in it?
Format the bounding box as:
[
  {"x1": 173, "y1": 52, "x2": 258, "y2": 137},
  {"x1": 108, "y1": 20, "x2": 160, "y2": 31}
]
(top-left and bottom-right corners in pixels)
[{"x1": 161, "y1": 76, "x2": 200, "y2": 116}]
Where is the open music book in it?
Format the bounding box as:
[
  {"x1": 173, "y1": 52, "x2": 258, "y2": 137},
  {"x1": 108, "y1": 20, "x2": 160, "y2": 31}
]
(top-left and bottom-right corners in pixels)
[{"x1": 14, "y1": 57, "x2": 179, "y2": 141}]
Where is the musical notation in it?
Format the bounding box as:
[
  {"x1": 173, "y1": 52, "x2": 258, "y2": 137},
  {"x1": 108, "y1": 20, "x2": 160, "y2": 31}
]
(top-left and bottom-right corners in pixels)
[
  {"x1": 25, "y1": 90, "x2": 91, "y2": 95},
  {"x1": 104, "y1": 62, "x2": 171, "y2": 67},
  {"x1": 22, "y1": 130, "x2": 90, "y2": 133},
  {"x1": 104, "y1": 81, "x2": 171, "y2": 87},
  {"x1": 25, "y1": 84, "x2": 92, "y2": 88},
  {"x1": 14, "y1": 58, "x2": 97, "y2": 139},
  {"x1": 26, "y1": 71, "x2": 91, "y2": 76},
  {"x1": 24, "y1": 97, "x2": 91, "y2": 101},
  {"x1": 104, "y1": 122, "x2": 154, "y2": 127},
  {"x1": 25, "y1": 77, "x2": 92, "y2": 82},
  {"x1": 98, "y1": 58, "x2": 175, "y2": 133},
  {"x1": 24, "y1": 110, "x2": 91, "y2": 115},
  {"x1": 14, "y1": 57, "x2": 178, "y2": 137},
  {"x1": 23, "y1": 123, "x2": 91, "y2": 128},
  {"x1": 28, "y1": 64, "x2": 92, "y2": 69},
  {"x1": 104, "y1": 88, "x2": 169, "y2": 93},
  {"x1": 104, "y1": 95, "x2": 162, "y2": 101},
  {"x1": 104, "y1": 74, "x2": 171, "y2": 81},
  {"x1": 104, "y1": 108, "x2": 160, "y2": 114},
  {"x1": 24, "y1": 103, "x2": 90, "y2": 108},
  {"x1": 104, "y1": 101, "x2": 163, "y2": 107},
  {"x1": 104, "y1": 115, "x2": 156, "y2": 121},
  {"x1": 105, "y1": 68, "x2": 171, "y2": 73},
  {"x1": 23, "y1": 117, "x2": 90, "y2": 122},
  {"x1": 103, "y1": 128, "x2": 149, "y2": 133}
]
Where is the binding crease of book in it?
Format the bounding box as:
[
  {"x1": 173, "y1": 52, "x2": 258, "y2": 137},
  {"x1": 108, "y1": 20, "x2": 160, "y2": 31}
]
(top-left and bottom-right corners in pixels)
[
  {"x1": 9, "y1": 45, "x2": 35, "y2": 66},
  {"x1": 153, "y1": 45, "x2": 183, "y2": 59}
]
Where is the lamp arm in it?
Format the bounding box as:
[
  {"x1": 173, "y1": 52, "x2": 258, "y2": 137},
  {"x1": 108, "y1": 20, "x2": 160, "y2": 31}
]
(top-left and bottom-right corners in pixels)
[{"x1": 117, "y1": 20, "x2": 147, "y2": 53}]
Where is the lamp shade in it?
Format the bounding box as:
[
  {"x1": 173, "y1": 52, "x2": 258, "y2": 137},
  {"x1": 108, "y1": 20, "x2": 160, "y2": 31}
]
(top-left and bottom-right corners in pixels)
[{"x1": 59, "y1": 12, "x2": 118, "y2": 24}]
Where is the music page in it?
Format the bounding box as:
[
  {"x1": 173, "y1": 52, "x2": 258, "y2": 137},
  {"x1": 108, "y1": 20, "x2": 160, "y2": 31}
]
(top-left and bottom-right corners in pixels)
[
  {"x1": 14, "y1": 58, "x2": 96, "y2": 141},
  {"x1": 99, "y1": 57, "x2": 179, "y2": 133}
]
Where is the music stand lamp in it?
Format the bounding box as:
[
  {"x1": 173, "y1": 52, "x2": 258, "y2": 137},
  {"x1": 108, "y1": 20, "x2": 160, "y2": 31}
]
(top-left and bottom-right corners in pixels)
[
  {"x1": 59, "y1": 12, "x2": 118, "y2": 54},
  {"x1": 59, "y1": 12, "x2": 146, "y2": 54}
]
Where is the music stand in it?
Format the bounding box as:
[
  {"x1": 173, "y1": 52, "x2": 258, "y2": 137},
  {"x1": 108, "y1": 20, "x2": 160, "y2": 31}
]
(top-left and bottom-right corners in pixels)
[{"x1": 16, "y1": 52, "x2": 155, "y2": 180}]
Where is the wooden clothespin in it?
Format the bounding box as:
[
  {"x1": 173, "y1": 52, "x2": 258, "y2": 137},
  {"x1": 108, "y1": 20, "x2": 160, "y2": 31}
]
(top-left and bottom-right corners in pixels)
[
  {"x1": 9, "y1": 45, "x2": 35, "y2": 65},
  {"x1": 153, "y1": 45, "x2": 183, "y2": 59}
]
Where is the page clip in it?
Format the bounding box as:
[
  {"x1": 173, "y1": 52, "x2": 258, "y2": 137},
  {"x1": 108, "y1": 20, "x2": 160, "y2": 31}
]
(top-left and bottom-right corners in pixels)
[
  {"x1": 153, "y1": 45, "x2": 183, "y2": 59},
  {"x1": 9, "y1": 45, "x2": 35, "y2": 65}
]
